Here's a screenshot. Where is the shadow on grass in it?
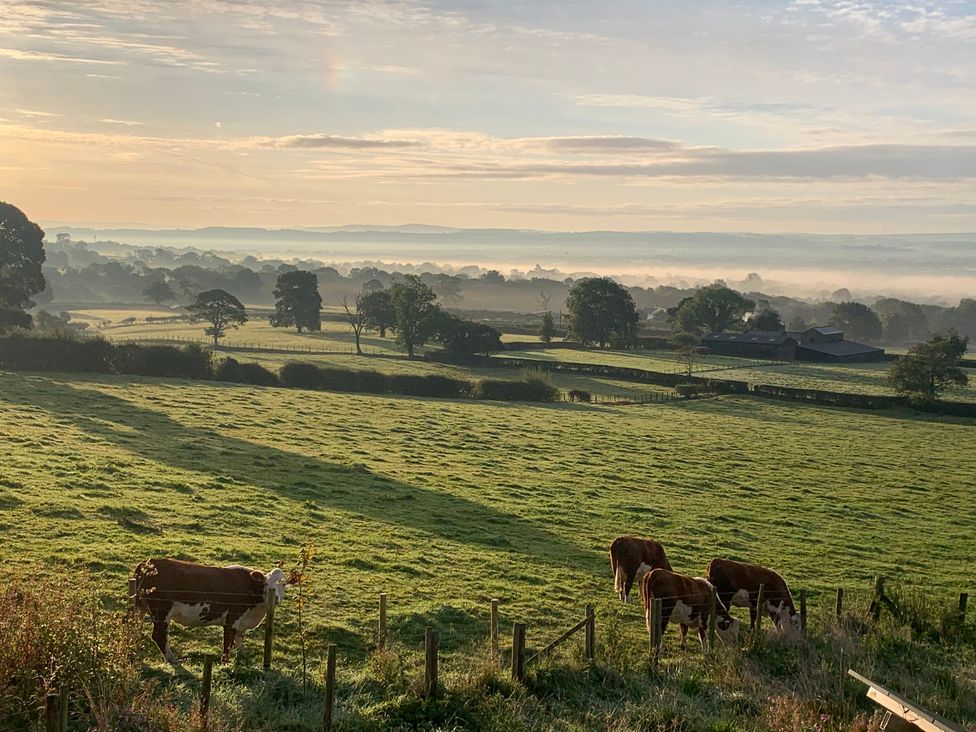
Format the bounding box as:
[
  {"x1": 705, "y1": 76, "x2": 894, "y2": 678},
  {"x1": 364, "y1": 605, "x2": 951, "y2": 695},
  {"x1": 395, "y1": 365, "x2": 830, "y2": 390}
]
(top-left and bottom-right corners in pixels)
[{"x1": 4, "y1": 372, "x2": 589, "y2": 565}]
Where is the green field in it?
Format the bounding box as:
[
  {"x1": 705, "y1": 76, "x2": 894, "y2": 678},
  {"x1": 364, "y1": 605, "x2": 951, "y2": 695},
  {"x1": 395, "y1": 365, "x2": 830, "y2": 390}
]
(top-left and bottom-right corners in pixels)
[
  {"x1": 504, "y1": 347, "x2": 976, "y2": 401},
  {"x1": 3, "y1": 367, "x2": 976, "y2": 729}
]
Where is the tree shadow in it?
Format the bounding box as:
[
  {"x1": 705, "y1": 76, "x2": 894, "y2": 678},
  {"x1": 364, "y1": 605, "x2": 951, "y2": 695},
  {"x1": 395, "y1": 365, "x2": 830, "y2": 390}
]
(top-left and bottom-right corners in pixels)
[{"x1": 4, "y1": 373, "x2": 588, "y2": 564}]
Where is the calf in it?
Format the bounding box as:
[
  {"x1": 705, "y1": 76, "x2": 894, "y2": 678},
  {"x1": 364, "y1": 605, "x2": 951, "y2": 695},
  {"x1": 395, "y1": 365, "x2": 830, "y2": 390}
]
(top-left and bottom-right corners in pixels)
[
  {"x1": 609, "y1": 536, "x2": 672, "y2": 603},
  {"x1": 642, "y1": 568, "x2": 739, "y2": 656},
  {"x1": 133, "y1": 558, "x2": 287, "y2": 664},
  {"x1": 705, "y1": 558, "x2": 800, "y2": 635}
]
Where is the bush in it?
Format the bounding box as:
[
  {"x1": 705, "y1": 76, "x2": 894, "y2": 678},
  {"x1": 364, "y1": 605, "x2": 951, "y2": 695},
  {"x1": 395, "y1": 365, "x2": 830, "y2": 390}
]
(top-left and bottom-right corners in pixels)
[
  {"x1": 474, "y1": 378, "x2": 561, "y2": 402},
  {"x1": 114, "y1": 343, "x2": 213, "y2": 379},
  {"x1": 0, "y1": 333, "x2": 114, "y2": 373},
  {"x1": 676, "y1": 383, "x2": 705, "y2": 399},
  {"x1": 568, "y1": 389, "x2": 591, "y2": 403},
  {"x1": 388, "y1": 373, "x2": 472, "y2": 398},
  {"x1": 279, "y1": 362, "x2": 326, "y2": 389},
  {"x1": 214, "y1": 357, "x2": 280, "y2": 386}
]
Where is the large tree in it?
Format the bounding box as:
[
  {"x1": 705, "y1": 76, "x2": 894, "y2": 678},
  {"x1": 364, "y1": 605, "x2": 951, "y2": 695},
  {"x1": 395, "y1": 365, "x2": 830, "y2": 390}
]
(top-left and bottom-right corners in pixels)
[
  {"x1": 539, "y1": 311, "x2": 556, "y2": 343},
  {"x1": 668, "y1": 285, "x2": 755, "y2": 335},
  {"x1": 270, "y1": 270, "x2": 322, "y2": 333},
  {"x1": 565, "y1": 277, "x2": 639, "y2": 348},
  {"x1": 888, "y1": 333, "x2": 969, "y2": 401},
  {"x1": 187, "y1": 289, "x2": 248, "y2": 345},
  {"x1": 832, "y1": 301, "x2": 882, "y2": 342},
  {"x1": 434, "y1": 312, "x2": 502, "y2": 356},
  {"x1": 747, "y1": 302, "x2": 784, "y2": 332},
  {"x1": 359, "y1": 289, "x2": 395, "y2": 338},
  {"x1": 341, "y1": 294, "x2": 368, "y2": 355},
  {"x1": 0, "y1": 202, "x2": 46, "y2": 331},
  {"x1": 389, "y1": 275, "x2": 439, "y2": 357},
  {"x1": 873, "y1": 298, "x2": 929, "y2": 343}
]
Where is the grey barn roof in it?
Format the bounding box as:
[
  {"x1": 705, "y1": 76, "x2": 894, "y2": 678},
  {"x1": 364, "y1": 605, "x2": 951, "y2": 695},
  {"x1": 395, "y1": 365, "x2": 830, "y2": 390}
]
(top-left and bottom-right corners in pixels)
[
  {"x1": 704, "y1": 331, "x2": 795, "y2": 345},
  {"x1": 797, "y1": 340, "x2": 883, "y2": 356}
]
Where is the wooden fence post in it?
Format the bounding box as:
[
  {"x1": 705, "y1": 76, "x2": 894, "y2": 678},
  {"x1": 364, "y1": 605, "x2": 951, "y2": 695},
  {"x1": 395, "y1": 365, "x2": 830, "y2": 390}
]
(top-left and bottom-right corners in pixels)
[
  {"x1": 752, "y1": 584, "x2": 765, "y2": 646},
  {"x1": 870, "y1": 576, "x2": 885, "y2": 622},
  {"x1": 835, "y1": 588, "x2": 844, "y2": 618},
  {"x1": 424, "y1": 626, "x2": 439, "y2": 699},
  {"x1": 200, "y1": 657, "x2": 213, "y2": 732},
  {"x1": 58, "y1": 686, "x2": 68, "y2": 732},
  {"x1": 45, "y1": 692, "x2": 59, "y2": 732},
  {"x1": 708, "y1": 587, "x2": 717, "y2": 652},
  {"x1": 323, "y1": 644, "x2": 336, "y2": 731},
  {"x1": 263, "y1": 587, "x2": 276, "y2": 671},
  {"x1": 128, "y1": 577, "x2": 138, "y2": 621},
  {"x1": 378, "y1": 593, "x2": 387, "y2": 650},
  {"x1": 959, "y1": 593, "x2": 969, "y2": 626},
  {"x1": 511, "y1": 623, "x2": 526, "y2": 682},
  {"x1": 799, "y1": 589, "x2": 807, "y2": 633},
  {"x1": 584, "y1": 604, "x2": 595, "y2": 661},
  {"x1": 490, "y1": 599, "x2": 499, "y2": 664}
]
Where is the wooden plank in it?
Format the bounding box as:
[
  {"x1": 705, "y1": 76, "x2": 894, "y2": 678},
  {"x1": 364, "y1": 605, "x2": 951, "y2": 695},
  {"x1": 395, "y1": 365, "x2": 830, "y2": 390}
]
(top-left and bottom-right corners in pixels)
[
  {"x1": 263, "y1": 587, "x2": 276, "y2": 671},
  {"x1": 323, "y1": 644, "x2": 337, "y2": 731},
  {"x1": 526, "y1": 616, "x2": 589, "y2": 665},
  {"x1": 848, "y1": 670, "x2": 966, "y2": 732},
  {"x1": 490, "y1": 599, "x2": 499, "y2": 664}
]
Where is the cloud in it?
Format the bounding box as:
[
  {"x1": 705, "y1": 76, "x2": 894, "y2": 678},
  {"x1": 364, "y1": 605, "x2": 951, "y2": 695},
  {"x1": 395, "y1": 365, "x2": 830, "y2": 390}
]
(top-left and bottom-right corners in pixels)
[
  {"x1": 545, "y1": 136, "x2": 679, "y2": 152},
  {"x1": 100, "y1": 118, "x2": 141, "y2": 126},
  {"x1": 0, "y1": 47, "x2": 122, "y2": 64},
  {"x1": 273, "y1": 134, "x2": 421, "y2": 149},
  {"x1": 15, "y1": 108, "x2": 61, "y2": 118}
]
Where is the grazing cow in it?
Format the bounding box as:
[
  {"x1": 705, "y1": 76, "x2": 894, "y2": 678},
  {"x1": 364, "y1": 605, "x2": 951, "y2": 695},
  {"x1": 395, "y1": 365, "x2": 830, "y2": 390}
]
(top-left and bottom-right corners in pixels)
[
  {"x1": 642, "y1": 568, "x2": 739, "y2": 656},
  {"x1": 609, "y1": 536, "x2": 672, "y2": 603},
  {"x1": 133, "y1": 558, "x2": 287, "y2": 664},
  {"x1": 705, "y1": 558, "x2": 800, "y2": 635}
]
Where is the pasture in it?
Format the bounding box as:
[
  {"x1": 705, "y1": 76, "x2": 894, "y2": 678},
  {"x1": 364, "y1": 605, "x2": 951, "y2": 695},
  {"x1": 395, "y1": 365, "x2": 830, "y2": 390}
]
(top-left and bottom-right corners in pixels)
[{"x1": 4, "y1": 350, "x2": 976, "y2": 728}]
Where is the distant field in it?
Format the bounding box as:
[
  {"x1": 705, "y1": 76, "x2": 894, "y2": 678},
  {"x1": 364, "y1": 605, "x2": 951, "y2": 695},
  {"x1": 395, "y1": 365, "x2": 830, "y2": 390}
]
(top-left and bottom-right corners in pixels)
[{"x1": 505, "y1": 347, "x2": 976, "y2": 402}]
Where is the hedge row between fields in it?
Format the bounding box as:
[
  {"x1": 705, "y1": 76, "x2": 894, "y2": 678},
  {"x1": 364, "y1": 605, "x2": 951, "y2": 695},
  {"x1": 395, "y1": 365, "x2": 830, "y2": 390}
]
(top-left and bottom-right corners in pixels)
[{"x1": 0, "y1": 335, "x2": 560, "y2": 403}]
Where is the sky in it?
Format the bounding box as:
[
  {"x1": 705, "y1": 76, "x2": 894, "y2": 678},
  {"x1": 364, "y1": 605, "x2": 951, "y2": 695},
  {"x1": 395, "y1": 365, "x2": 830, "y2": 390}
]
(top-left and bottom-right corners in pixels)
[{"x1": 2, "y1": 0, "x2": 976, "y2": 233}]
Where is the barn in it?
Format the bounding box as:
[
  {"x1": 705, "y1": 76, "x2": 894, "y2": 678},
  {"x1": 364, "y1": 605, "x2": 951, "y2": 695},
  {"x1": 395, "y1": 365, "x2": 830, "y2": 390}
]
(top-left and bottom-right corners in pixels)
[
  {"x1": 702, "y1": 331, "x2": 798, "y2": 360},
  {"x1": 702, "y1": 326, "x2": 885, "y2": 363}
]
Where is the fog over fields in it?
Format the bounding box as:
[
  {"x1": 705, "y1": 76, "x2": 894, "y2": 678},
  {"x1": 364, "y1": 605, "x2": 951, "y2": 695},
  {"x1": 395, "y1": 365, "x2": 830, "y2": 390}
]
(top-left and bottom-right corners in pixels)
[{"x1": 47, "y1": 224, "x2": 976, "y2": 302}]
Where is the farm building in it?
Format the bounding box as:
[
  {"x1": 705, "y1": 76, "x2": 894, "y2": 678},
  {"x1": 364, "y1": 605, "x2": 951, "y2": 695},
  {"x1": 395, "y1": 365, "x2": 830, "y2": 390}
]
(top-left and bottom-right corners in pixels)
[{"x1": 703, "y1": 326, "x2": 885, "y2": 363}]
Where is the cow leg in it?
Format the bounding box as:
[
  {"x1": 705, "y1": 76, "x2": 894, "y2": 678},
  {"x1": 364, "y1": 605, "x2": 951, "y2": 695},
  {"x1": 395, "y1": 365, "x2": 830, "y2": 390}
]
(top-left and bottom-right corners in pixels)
[
  {"x1": 152, "y1": 622, "x2": 178, "y2": 664},
  {"x1": 679, "y1": 624, "x2": 689, "y2": 650},
  {"x1": 749, "y1": 602, "x2": 758, "y2": 630},
  {"x1": 222, "y1": 625, "x2": 240, "y2": 664},
  {"x1": 623, "y1": 573, "x2": 634, "y2": 604},
  {"x1": 697, "y1": 626, "x2": 707, "y2": 653}
]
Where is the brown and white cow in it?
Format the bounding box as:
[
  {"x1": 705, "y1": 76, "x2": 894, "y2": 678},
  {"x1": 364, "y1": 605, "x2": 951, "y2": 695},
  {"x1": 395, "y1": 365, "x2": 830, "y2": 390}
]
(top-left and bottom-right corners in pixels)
[
  {"x1": 642, "y1": 568, "x2": 739, "y2": 656},
  {"x1": 609, "y1": 536, "x2": 672, "y2": 603},
  {"x1": 133, "y1": 558, "x2": 287, "y2": 664},
  {"x1": 705, "y1": 558, "x2": 800, "y2": 636}
]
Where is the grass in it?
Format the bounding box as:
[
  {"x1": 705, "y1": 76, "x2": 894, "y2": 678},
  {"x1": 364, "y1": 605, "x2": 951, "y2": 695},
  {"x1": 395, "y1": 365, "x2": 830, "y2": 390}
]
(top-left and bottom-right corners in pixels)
[
  {"x1": 4, "y1": 360, "x2": 975, "y2": 728},
  {"x1": 503, "y1": 347, "x2": 976, "y2": 402}
]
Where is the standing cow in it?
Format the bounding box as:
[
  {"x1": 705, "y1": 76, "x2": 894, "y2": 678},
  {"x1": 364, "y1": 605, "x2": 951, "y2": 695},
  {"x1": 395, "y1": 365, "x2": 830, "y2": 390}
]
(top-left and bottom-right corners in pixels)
[
  {"x1": 133, "y1": 558, "x2": 287, "y2": 664},
  {"x1": 609, "y1": 536, "x2": 673, "y2": 603},
  {"x1": 705, "y1": 558, "x2": 800, "y2": 635},
  {"x1": 642, "y1": 568, "x2": 739, "y2": 657}
]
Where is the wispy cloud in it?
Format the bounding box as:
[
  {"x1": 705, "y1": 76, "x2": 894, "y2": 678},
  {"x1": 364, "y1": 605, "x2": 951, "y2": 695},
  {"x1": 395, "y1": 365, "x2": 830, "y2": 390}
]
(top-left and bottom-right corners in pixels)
[
  {"x1": 272, "y1": 134, "x2": 421, "y2": 150},
  {"x1": 0, "y1": 47, "x2": 122, "y2": 64}
]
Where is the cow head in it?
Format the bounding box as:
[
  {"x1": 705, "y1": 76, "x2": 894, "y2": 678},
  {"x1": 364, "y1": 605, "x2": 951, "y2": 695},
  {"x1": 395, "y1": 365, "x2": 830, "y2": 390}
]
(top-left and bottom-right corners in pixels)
[
  {"x1": 265, "y1": 568, "x2": 287, "y2": 605},
  {"x1": 717, "y1": 616, "x2": 740, "y2": 645},
  {"x1": 774, "y1": 607, "x2": 802, "y2": 637}
]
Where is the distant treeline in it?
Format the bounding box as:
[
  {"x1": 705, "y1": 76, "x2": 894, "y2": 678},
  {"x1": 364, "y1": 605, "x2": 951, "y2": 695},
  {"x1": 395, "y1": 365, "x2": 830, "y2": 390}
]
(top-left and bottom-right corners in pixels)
[
  {"x1": 38, "y1": 238, "x2": 976, "y2": 343},
  {"x1": 0, "y1": 334, "x2": 560, "y2": 403}
]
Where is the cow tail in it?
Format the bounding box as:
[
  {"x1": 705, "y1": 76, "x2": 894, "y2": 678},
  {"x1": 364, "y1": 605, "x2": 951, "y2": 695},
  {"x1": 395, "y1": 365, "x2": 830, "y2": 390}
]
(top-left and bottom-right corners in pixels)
[{"x1": 610, "y1": 548, "x2": 624, "y2": 593}]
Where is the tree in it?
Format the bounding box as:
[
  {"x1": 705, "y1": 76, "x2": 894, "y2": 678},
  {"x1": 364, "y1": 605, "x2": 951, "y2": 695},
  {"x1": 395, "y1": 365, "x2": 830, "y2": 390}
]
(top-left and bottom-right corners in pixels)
[
  {"x1": 565, "y1": 277, "x2": 639, "y2": 348},
  {"x1": 270, "y1": 270, "x2": 321, "y2": 333},
  {"x1": 187, "y1": 289, "x2": 248, "y2": 345},
  {"x1": 143, "y1": 279, "x2": 176, "y2": 305},
  {"x1": 747, "y1": 306, "x2": 784, "y2": 332},
  {"x1": 341, "y1": 295, "x2": 368, "y2": 355},
  {"x1": 539, "y1": 311, "x2": 556, "y2": 343},
  {"x1": 668, "y1": 285, "x2": 755, "y2": 335},
  {"x1": 888, "y1": 333, "x2": 969, "y2": 402},
  {"x1": 671, "y1": 331, "x2": 706, "y2": 377},
  {"x1": 359, "y1": 289, "x2": 395, "y2": 338},
  {"x1": 435, "y1": 312, "x2": 502, "y2": 356},
  {"x1": 432, "y1": 274, "x2": 463, "y2": 305},
  {"x1": 389, "y1": 275, "x2": 439, "y2": 357},
  {"x1": 832, "y1": 301, "x2": 882, "y2": 342},
  {"x1": 0, "y1": 202, "x2": 46, "y2": 331},
  {"x1": 874, "y1": 298, "x2": 929, "y2": 343}
]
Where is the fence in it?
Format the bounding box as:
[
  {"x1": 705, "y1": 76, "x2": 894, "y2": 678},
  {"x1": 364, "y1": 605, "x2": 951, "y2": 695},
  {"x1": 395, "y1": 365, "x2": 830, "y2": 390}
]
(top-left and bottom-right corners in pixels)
[{"x1": 104, "y1": 575, "x2": 971, "y2": 732}]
